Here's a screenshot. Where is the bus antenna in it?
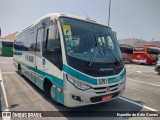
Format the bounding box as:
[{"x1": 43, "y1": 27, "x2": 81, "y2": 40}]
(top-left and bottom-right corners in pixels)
[{"x1": 83, "y1": 10, "x2": 90, "y2": 20}]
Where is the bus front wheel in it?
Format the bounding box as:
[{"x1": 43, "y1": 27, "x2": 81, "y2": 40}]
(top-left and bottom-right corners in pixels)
[
  {"x1": 44, "y1": 79, "x2": 59, "y2": 105},
  {"x1": 50, "y1": 85, "x2": 56, "y2": 101},
  {"x1": 49, "y1": 85, "x2": 60, "y2": 105}
]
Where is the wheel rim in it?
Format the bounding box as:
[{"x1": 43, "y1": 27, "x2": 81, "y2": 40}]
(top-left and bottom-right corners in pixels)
[{"x1": 50, "y1": 85, "x2": 55, "y2": 100}]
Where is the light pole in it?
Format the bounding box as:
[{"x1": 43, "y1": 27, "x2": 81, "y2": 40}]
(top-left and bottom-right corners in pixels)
[
  {"x1": 0, "y1": 27, "x2": 1, "y2": 38},
  {"x1": 108, "y1": 0, "x2": 111, "y2": 26}
]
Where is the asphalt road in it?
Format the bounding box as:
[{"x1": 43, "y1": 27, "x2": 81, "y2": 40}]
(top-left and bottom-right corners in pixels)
[{"x1": 0, "y1": 57, "x2": 160, "y2": 120}]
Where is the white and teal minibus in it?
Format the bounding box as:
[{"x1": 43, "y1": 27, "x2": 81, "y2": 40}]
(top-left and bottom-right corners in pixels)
[{"x1": 13, "y1": 13, "x2": 126, "y2": 107}]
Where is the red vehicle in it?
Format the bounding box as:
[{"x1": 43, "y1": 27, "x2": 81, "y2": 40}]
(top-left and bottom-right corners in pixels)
[
  {"x1": 133, "y1": 45, "x2": 160, "y2": 64},
  {"x1": 120, "y1": 44, "x2": 133, "y2": 63}
]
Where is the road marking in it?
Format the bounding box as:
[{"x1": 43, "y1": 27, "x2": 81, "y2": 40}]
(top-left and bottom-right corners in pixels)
[
  {"x1": 2, "y1": 72, "x2": 16, "y2": 74},
  {"x1": 0, "y1": 62, "x2": 13, "y2": 64},
  {"x1": 136, "y1": 71, "x2": 142, "y2": 73},
  {"x1": 126, "y1": 65, "x2": 131, "y2": 67},
  {"x1": 0, "y1": 69, "x2": 11, "y2": 120},
  {"x1": 128, "y1": 70, "x2": 155, "y2": 74},
  {"x1": 127, "y1": 71, "x2": 158, "y2": 78},
  {"x1": 119, "y1": 97, "x2": 158, "y2": 111},
  {"x1": 128, "y1": 78, "x2": 160, "y2": 87}
]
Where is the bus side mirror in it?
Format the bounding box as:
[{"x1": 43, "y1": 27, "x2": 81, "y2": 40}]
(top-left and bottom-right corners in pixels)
[{"x1": 48, "y1": 25, "x2": 57, "y2": 40}]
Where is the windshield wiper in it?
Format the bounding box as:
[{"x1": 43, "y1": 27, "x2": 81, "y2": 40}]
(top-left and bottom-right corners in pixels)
[
  {"x1": 88, "y1": 34, "x2": 120, "y2": 66},
  {"x1": 88, "y1": 35, "x2": 100, "y2": 66},
  {"x1": 102, "y1": 44, "x2": 119, "y2": 65}
]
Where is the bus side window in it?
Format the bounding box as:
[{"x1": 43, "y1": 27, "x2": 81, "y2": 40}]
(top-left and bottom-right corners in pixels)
[
  {"x1": 45, "y1": 29, "x2": 49, "y2": 50},
  {"x1": 45, "y1": 26, "x2": 61, "y2": 53},
  {"x1": 43, "y1": 26, "x2": 62, "y2": 70}
]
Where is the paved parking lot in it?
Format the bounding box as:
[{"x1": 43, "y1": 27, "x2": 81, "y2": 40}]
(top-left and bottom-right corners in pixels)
[{"x1": 0, "y1": 57, "x2": 160, "y2": 120}]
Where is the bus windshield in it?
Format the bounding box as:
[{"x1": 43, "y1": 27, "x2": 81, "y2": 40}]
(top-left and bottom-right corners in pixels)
[
  {"x1": 120, "y1": 47, "x2": 133, "y2": 54},
  {"x1": 147, "y1": 48, "x2": 159, "y2": 54},
  {"x1": 60, "y1": 17, "x2": 122, "y2": 64}
]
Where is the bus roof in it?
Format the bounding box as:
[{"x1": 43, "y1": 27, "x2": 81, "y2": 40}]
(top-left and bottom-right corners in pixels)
[
  {"x1": 148, "y1": 47, "x2": 160, "y2": 50},
  {"x1": 18, "y1": 13, "x2": 110, "y2": 36},
  {"x1": 119, "y1": 44, "x2": 133, "y2": 48},
  {"x1": 135, "y1": 44, "x2": 160, "y2": 48}
]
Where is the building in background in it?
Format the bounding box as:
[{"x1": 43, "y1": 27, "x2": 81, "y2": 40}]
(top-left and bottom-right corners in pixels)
[
  {"x1": 0, "y1": 32, "x2": 19, "y2": 56},
  {"x1": 2, "y1": 32, "x2": 19, "y2": 41},
  {"x1": 118, "y1": 38, "x2": 160, "y2": 47}
]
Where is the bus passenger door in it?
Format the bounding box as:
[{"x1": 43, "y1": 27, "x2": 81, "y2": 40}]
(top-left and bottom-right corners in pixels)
[{"x1": 35, "y1": 27, "x2": 44, "y2": 90}]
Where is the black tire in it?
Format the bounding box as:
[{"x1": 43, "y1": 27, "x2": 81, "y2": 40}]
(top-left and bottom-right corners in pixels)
[
  {"x1": 49, "y1": 84, "x2": 60, "y2": 105},
  {"x1": 50, "y1": 85, "x2": 56, "y2": 101},
  {"x1": 158, "y1": 68, "x2": 160, "y2": 75},
  {"x1": 18, "y1": 65, "x2": 23, "y2": 76}
]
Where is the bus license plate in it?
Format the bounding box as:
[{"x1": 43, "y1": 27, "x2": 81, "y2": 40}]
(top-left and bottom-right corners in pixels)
[{"x1": 102, "y1": 94, "x2": 112, "y2": 101}]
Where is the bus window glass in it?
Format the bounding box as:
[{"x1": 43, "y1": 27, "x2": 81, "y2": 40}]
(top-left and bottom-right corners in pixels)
[
  {"x1": 126, "y1": 48, "x2": 133, "y2": 54},
  {"x1": 46, "y1": 25, "x2": 60, "y2": 52},
  {"x1": 147, "y1": 48, "x2": 158, "y2": 54},
  {"x1": 60, "y1": 17, "x2": 122, "y2": 63},
  {"x1": 43, "y1": 25, "x2": 62, "y2": 70},
  {"x1": 2, "y1": 41, "x2": 13, "y2": 47},
  {"x1": 107, "y1": 36, "x2": 114, "y2": 50}
]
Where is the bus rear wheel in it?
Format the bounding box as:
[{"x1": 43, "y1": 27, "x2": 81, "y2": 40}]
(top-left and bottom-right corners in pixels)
[
  {"x1": 158, "y1": 68, "x2": 160, "y2": 75},
  {"x1": 18, "y1": 64, "x2": 23, "y2": 76}
]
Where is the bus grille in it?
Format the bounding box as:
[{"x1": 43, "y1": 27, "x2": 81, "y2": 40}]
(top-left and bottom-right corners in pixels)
[{"x1": 93, "y1": 84, "x2": 119, "y2": 94}]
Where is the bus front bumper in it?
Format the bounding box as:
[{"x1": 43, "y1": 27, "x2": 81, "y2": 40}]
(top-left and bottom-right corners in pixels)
[
  {"x1": 63, "y1": 79, "x2": 126, "y2": 107},
  {"x1": 133, "y1": 59, "x2": 146, "y2": 63}
]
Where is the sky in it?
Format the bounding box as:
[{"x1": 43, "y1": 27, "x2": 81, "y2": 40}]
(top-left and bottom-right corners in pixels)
[{"x1": 0, "y1": 0, "x2": 160, "y2": 41}]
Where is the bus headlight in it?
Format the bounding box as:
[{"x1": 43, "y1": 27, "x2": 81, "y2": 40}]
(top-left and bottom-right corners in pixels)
[
  {"x1": 66, "y1": 74, "x2": 91, "y2": 90},
  {"x1": 120, "y1": 76, "x2": 126, "y2": 85}
]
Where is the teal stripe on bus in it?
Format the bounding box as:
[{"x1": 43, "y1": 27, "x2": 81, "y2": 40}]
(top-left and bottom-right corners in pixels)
[
  {"x1": 63, "y1": 64, "x2": 126, "y2": 85},
  {"x1": 17, "y1": 62, "x2": 64, "y2": 104},
  {"x1": 63, "y1": 64, "x2": 97, "y2": 85},
  {"x1": 13, "y1": 51, "x2": 22, "y2": 55},
  {"x1": 28, "y1": 66, "x2": 63, "y2": 89},
  {"x1": 16, "y1": 61, "x2": 63, "y2": 89},
  {"x1": 108, "y1": 68, "x2": 126, "y2": 84}
]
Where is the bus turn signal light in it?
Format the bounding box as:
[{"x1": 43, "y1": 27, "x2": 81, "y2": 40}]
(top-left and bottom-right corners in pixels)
[{"x1": 57, "y1": 88, "x2": 63, "y2": 93}]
